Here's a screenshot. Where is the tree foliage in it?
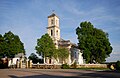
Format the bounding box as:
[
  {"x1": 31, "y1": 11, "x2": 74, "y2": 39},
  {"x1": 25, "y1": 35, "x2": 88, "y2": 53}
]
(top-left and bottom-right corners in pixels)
[
  {"x1": 76, "y1": 21, "x2": 112, "y2": 63},
  {"x1": 61, "y1": 64, "x2": 70, "y2": 69},
  {"x1": 57, "y1": 47, "x2": 69, "y2": 63},
  {"x1": 28, "y1": 53, "x2": 43, "y2": 64},
  {"x1": 115, "y1": 60, "x2": 120, "y2": 71},
  {"x1": 35, "y1": 33, "x2": 56, "y2": 58},
  {"x1": 35, "y1": 33, "x2": 69, "y2": 64},
  {"x1": 0, "y1": 31, "x2": 25, "y2": 58},
  {"x1": 0, "y1": 34, "x2": 5, "y2": 58}
]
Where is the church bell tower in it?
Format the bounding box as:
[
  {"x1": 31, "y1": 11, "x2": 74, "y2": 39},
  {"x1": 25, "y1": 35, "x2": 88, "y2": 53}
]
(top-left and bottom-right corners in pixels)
[{"x1": 47, "y1": 13, "x2": 60, "y2": 48}]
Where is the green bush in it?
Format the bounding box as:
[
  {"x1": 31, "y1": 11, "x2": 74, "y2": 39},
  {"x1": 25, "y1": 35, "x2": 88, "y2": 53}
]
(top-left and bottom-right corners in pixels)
[
  {"x1": 116, "y1": 60, "x2": 120, "y2": 71},
  {"x1": 61, "y1": 64, "x2": 70, "y2": 69},
  {"x1": 0, "y1": 62, "x2": 7, "y2": 69},
  {"x1": 71, "y1": 62, "x2": 77, "y2": 68}
]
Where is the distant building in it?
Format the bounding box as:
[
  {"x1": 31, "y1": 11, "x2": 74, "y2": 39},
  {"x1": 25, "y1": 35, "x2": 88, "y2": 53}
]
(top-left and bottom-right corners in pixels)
[
  {"x1": 46, "y1": 13, "x2": 83, "y2": 65},
  {"x1": 8, "y1": 53, "x2": 25, "y2": 67}
]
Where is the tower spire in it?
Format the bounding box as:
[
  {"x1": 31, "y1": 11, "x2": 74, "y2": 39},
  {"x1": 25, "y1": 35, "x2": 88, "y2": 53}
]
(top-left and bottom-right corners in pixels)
[{"x1": 47, "y1": 12, "x2": 60, "y2": 48}]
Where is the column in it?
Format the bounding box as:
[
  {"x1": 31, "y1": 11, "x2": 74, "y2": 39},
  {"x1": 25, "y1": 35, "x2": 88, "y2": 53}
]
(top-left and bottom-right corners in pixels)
[
  {"x1": 26, "y1": 59, "x2": 28, "y2": 68},
  {"x1": 20, "y1": 59, "x2": 22, "y2": 68},
  {"x1": 16, "y1": 60, "x2": 19, "y2": 68}
]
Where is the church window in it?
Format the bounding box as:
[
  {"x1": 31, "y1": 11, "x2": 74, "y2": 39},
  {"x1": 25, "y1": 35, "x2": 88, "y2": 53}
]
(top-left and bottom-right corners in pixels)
[
  {"x1": 51, "y1": 30, "x2": 53, "y2": 36},
  {"x1": 56, "y1": 30, "x2": 58, "y2": 36},
  {"x1": 56, "y1": 20, "x2": 57, "y2": 25},
  {"x1": 51, "y1": 19, "x2": 54, "y2": 25}
]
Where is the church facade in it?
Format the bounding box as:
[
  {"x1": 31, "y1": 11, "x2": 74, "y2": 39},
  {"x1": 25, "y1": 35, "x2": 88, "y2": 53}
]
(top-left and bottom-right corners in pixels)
[{"x1": 46, "y1": 13, "x2": 83, "y2": 65}]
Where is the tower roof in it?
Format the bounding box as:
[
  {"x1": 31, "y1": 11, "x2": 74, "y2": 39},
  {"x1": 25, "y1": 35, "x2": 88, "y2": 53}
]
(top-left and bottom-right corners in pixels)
[{"x1": 48, "y1": 13, "x2": 59, "y2": 18}]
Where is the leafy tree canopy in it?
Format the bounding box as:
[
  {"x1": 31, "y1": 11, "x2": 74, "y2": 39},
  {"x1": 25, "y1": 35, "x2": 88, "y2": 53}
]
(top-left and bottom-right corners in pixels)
[
  {"x1": 28, "y1": 53, "x2": 43, "y2": 64},
  {"x1": 76, "y1": 21, "x2": 112, "y2": 63},
  {"x1": 35, "y1": 33, "x2": 56, "y2": 58},
  {"x1": 35, "y1": 34, "x2": 69, "y2": 64},
  {"x1": 0, "y1": 31, "x2": 25, "y2": 58},
  {"x1": 57, "y1": 47, "x2": 69, "y2": 62}
]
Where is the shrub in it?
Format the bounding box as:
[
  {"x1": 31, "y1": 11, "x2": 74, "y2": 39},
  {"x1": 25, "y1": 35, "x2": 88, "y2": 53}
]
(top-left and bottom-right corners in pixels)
[
  {"x1": 61, "y1": 64, "x2": 70, "y2": 69},
  {"x1": 71, "y1": 61, "x2": 77, "y2": 68},
  {"x1": 116, "y1": 60, "x2": 120, "y2": 71},
  {"x1": 0, "y1": 61, "x2": 8, "y2": 69}
]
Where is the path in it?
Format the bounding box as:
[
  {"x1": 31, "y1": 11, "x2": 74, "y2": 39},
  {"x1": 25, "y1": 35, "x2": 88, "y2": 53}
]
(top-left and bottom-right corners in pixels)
[{"x1": 0, "y1": 69, "x2": 119, "y2": 78}]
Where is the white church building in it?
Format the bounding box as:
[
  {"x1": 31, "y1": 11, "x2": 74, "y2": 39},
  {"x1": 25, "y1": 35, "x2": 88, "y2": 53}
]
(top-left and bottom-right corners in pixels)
[{"x1": 45, "y1": 13, "x2": 83, "y2": 65}]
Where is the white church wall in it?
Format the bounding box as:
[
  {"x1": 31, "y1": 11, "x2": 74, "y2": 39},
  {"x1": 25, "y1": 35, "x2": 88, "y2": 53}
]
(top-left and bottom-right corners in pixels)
[
  {"x1": 8, "y1": 58, "x2": 20, "y2": 67},
  {"x1": 78, "y1": 52, "x2": 84, "y2": 64},
  {"x1": 71, "y1": 47, "x2": 83, "y2": 65}
]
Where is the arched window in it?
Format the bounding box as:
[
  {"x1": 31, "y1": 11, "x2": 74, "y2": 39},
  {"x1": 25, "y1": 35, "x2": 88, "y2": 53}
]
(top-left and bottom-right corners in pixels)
[
  {"x1": 51, "y1": 30, "x2": 53, "y2": 36},
  {"x1": 51, "y1": 19, "x2": 54, "y2": 25},
  {"x1": 56, "y1": 30, "x2": 58, "y2": 36},
  {"x1": 56, "y1": 20, "x2": 57, "y2": 25}
]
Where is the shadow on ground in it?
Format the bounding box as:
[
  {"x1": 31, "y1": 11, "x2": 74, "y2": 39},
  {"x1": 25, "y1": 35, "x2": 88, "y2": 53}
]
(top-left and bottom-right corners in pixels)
[
  {"x1": 9, "y1": 74, "x2": 64, "y2": 78},
  {"x1": 8, "y1": 69, "x2": 120, "y2": 78}
]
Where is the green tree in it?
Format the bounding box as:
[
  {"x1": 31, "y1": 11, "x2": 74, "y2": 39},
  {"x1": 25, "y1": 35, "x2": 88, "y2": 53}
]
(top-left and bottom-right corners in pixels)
[
  {"x1": 115, "y1": 60, "x2": 120, "y2": 71},
  {"x1": 0, "y1": 31, "x2": 25, "y2": 58},
  {"x1": 0, "y1": 34, "x2": 5, "y2": 58},
  {"x1": 57, "y1": 47, "x2": 69, "y2": 64},
  {"x1": 28, "y1": 53, "x2": 41, "y2": 64},
  {"x1": 35, "y1": 33, "x2": 56, "y2": 63},
  {"x1": 76, "y1": 21, "x2": 112, "y2": 63}
]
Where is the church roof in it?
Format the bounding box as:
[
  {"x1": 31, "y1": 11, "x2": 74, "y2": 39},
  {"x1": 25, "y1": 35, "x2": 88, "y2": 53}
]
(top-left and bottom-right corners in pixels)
[
  {"x1": 59, "y1": 38, "x2": 70, "y2": 42},
  {"x1": 58, "y1": 38, "x2": 70, "y2": 46},
  {"x1": 15, "y1": 53, "x2": 25, "y2": 58},
  {"x1": 58, "y1": 38, "x2": 78, "y2": 47},
  {"x1": 48, "y1": 13, "x2": 59, "y2": 18}
]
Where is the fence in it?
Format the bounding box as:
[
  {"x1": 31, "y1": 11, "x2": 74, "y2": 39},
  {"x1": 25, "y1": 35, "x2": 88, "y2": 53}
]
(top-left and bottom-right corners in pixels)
[
  {"x1": 32, "y1": 64, "x2": 61, "y2": 69},
  {"x1": 77, "y1": 64, "x2": 108, "y2": 68}
]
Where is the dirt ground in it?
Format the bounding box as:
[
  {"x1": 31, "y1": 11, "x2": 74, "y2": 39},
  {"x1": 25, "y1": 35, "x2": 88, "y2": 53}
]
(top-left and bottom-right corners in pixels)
[{"x1": 0, "y1": 69, "x2": 119, "y2": 78}]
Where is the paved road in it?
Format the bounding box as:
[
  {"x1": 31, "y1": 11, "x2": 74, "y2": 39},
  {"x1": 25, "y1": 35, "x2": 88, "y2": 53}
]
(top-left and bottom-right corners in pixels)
[{"x1": 0, "y1": 69, "x2": 119, "y2": 78}]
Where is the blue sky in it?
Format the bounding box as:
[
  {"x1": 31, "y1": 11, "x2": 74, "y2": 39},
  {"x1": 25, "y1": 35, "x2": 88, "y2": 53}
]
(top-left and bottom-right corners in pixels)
[{"x1": 0, "y1": 0, "x2": 120, "y2": 62}]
